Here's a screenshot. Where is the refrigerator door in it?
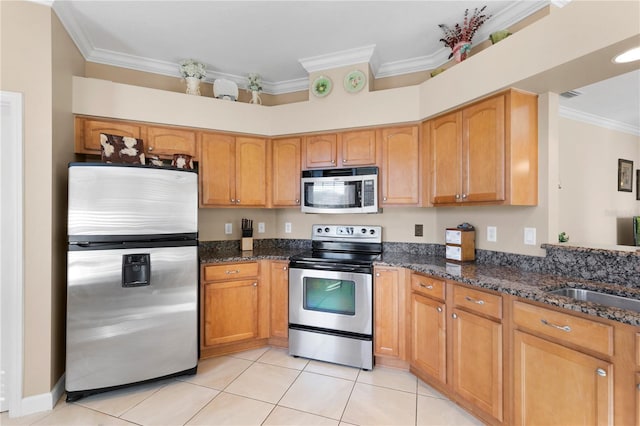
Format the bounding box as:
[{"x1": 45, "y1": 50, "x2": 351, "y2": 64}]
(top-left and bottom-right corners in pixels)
[
  {"x1": 65, "y1": 244, "x2": 198, "y2": 393},
  {"x1": 68, "y1": 163, "x2": 197, "y2": 239}
]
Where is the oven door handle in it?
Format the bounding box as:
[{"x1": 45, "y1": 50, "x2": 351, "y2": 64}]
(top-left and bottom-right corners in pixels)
[{"x1": 289, "y1": 263, "x2": 370, "y2": 274}]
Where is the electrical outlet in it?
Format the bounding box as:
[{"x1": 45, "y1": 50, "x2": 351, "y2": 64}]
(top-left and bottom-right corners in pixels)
[
  {"x1": 524, "y1": 227, "x2": 536, "y2": 245},
  {"x1": 258, "y1": 222, "x2": 265, "y2": 233},
  {"x1": 487, "y1": 226, "x2": 497, "y2": 242},
  {"x1": 285, "y1": 222, "x2": 292, "y2": 233},
  {"x1": 414, "y1": 224, "x2": 423, "y2": 237},
  {"x1": 224, "y1": 223, "x2": 232, "y2": 234}
]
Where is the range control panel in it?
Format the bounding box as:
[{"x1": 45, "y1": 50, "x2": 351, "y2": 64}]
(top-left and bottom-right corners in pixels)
[{"x1": 311, "y1": 224, "x2": 382, "y2": 243}]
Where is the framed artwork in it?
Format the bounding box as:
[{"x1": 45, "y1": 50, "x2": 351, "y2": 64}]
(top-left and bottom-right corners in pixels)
[{"x1": 617, "y1": 159, "x2": 633, "y2": 192}]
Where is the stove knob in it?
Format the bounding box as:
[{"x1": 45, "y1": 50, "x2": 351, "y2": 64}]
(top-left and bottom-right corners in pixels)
[
  {"x1": 317, "y1": 227, "x2": 323, "y2": 233},
  {"x1": 361, "y1": 228, "x2": 367, "y2": 234},
  {"x1": 325, "y1": 227, "x2": 330, "y2": 233},
  {"x1": 370, "y1": 229, "x2": 376, "y2": 235}
]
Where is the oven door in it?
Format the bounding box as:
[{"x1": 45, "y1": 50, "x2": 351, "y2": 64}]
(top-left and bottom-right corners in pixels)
[{"x1": 289, "y1": 267, "x2": 372, "y2": 336}]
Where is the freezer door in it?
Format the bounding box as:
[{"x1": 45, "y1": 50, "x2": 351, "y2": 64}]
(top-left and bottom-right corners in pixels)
[
  {"x1": 68, "y1": 164, "x2": 197, "y2": 237},
  {"x1": 65, "y1": 245, "x2": 198, "y2": 392}
]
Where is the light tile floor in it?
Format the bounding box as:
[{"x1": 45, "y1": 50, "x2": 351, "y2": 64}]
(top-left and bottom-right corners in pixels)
[{"x1": 2, "y1": 347, "x2": 484, "y2": 426}]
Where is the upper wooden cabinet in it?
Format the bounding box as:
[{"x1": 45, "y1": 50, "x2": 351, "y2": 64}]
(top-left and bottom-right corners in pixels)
[
  {"x1": 378, "y1": 125, "x2": 421, "y2": 206},
  {"x1": 74, "y1": 116, "x2": 197, "y2": 159},
  {"x1": 271, "y1": 137, "x2": 301, "y2": 207},
  {"x1": 145, "y1": 125, "x2": 197, "y2": 159},
  {"x1": 199, "y1": 133, "x2": 269, "y2": 207},
  {"x1": 427, "y1": 89, "x2": 538, "y2": 206},
  {"x1": 303, "y1": 129, "x2": 377, "y2": 169},
  {"x1": 75, "y1": 117, "x2": 143, "y2": 155}
]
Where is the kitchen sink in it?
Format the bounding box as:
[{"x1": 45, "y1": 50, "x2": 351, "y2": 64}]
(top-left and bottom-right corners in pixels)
[{"x1": 548, "y1": 287, "x2": 640, "y2": 313}]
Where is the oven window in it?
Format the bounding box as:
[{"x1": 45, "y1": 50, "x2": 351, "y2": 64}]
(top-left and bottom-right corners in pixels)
[{"x1": 303, "y1": 277, "x2": 356, "y2": 315}]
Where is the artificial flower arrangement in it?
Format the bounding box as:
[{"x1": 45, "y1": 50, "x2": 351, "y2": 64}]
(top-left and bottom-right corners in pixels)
[
  {"x1": 438, "y1": 6, "x2": 491, "y2": 60},
  {"x1": 179, "y1": 59, "x2": 207, "y2": 80},
  {"x1": 247, "y1": 73, "x2": 263, "y2": 92}
]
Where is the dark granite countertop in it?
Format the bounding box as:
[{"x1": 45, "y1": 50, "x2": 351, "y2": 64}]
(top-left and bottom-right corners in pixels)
[{"x1": 199, "y1": 245, "x2": 640, "y2": 327}]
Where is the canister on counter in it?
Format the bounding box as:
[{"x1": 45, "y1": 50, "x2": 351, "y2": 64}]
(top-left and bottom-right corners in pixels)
[{"x1": 445, "y1": 223, "x2": 475, "y2": 262}]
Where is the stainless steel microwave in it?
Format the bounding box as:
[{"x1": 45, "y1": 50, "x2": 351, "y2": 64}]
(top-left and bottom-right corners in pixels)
[{"x1": 301, "y1": 167, "x2": 379, "y2": 214}]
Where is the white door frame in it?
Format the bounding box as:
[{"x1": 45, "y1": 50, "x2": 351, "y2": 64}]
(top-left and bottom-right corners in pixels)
[{"x1": 1, "y1": 90, "x2": 25, "y2": 416}]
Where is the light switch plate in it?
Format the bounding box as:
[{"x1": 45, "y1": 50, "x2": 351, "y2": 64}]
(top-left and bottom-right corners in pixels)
[
  {"x1": 487, "y1": 226, "x2": 497, "y2": 242},
  {"x1": 524, "y1": 227, "x2": 536, "y2": 245},
  {"x1": 285, "y1": 222, "x2": 292, "y2": 233},
  {"x1": 258, "y1": 222, "x2": 265, "y2": 233},
  {"x1": 224, "y1": 223, "x2": 232, "y2": 234}
]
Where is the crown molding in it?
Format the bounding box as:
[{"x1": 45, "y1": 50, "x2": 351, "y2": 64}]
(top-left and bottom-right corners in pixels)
[
  {"x1": 299, "y1": 45, "x2": 376, "y2": 74},
  {"x1": 559, "y1": 106, "x2": 640, "y2": 136}
]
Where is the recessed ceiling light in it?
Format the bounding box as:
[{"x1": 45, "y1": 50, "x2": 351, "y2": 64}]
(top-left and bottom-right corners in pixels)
[{"x1": 613, "y1": 47, "x2": 640, "y2": 63}]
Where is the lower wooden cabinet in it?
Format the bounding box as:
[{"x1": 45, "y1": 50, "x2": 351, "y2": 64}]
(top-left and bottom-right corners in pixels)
[
  {"x1": 410, "y1": 293, "x2": 446, "y2": 383},
  {"x1": 451, "y1": 308, "x2": 503, "y2": 422},
  {"x1": 373, "y1": 267, "x2": 408, "y2": 366},
  {"x1": 268, "y1": 260, "x2": 289, "y2": 345},
  {"x1": 513, "y1": 330, "x2": 613, "y2": 425},
  {"x1": 200, "y1": 262, "x2": 268, "y2": 358}
]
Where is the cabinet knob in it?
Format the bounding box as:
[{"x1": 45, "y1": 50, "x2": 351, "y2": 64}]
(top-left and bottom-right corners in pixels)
[
  {"x1": 375, "y1": 272, "x2": 380, "y2": 277},
  {"x1": 343, "y1": 160, "x2": 347, "y2": 163},
  {"x1": 253, "y1": 282, "x2": 258, "y2": 287},
  {"x1": 596, "y1": 368, "x2": 607, "y2": 377},
  {"x1": 437, "y1": 306, "x2": 443, "y2": 313},
  {"x1": 283, "y1": 266, "x2": 288, "y2": 271},
  {"x1": 455, "y1": 194, "x2": 461, "y2": 199},
  {"x1": 231, "y1": 199, "x2": 235, "y2": 203},
  {"x1": 295, "y1": 199, "x2": 300, "y2": 204},
  {"x1": 462, "y1": 193, "x2": 468, "y2": 199},
  {"x1": 383, "y1": 197, "x2": 387, "y2": 201},
  {"x1": 452, "y1": 313, "x2": 458, "y2": 319},
  {"x1": 331, "y1": 160, "x2": 335, "y2": 164},
  {"x1": 236, "y1": 199, "x2": 240, "y2": 203},
  {"x1": 148, "y1": 146, "x2": 154, "y2": 152}
]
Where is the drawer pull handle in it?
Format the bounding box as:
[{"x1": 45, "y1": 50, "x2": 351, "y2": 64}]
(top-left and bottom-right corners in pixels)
[
  {"x1": 225, "y1": 270, "x2": 240, "y2": 274},
  {"x1": 596, "y1": 368, "x2": 607, "y2": 377},
  {"x1": 437, "y1": 306, "x2": 443, "y2": 313},
  {"x1": 420, "y1": 283, "x2": 434, "y2": 290},
  {"x1": 464, "y1": 296, "x2": 485, "y2": 305},
  {"x1": 540, "y1": 319, "x2": 571, "y2": 332}
]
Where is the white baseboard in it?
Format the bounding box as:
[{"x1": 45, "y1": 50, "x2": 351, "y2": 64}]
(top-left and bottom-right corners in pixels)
[{"x1": 12, "y1": 374, "x2": 64, "y2": 418}]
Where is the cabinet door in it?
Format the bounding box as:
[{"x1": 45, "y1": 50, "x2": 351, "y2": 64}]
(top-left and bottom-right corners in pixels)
[
  {"x1": 462, "y1": 95, "x2": 505, "y2": 202},
  {"x1": 380, "y1": 126, "x2": 420, "y2": 205},
  {"x1": 202, "y1": 279, "x2": 259, "y2": 346},
  {"x1": 304, "y1": 134, "x2": 337, "y2": 168},
  {"x1": 272, "y1": 138, "x2": 301, "y2": 207},
  {"x1": 269, "y1": 261, "x2": 289, "y2": 339},
  {"x1": 430, "y1": 112, "x2": 462, "y2": 204},
  {"x1": 235, "y1": 136, "x2": 268, "y2": 207},
  {"x1": 411, "y1": 293, "x2": 446, "y2": 383},
  {"x1": 451, "y1": 308, "x2": 503, "y2": 422},
  {"x1": 513, "y1": 330, "x2": 613, "y2": 426},
  {"x1": 340, "y1": 129, "x2": 377, "y2": 167},
  {"x1": 145, "y1": 125, "x2": 197, "y2": 158},
  {"x1": 77, "y1": 118, "x2": 143, "y2": 154},
  {"x1": 199, "y1": 133, "x2": 235, "y2": 206},
  {"x1": 374, "y1": 268, "x2": 402, "y2": 358}
]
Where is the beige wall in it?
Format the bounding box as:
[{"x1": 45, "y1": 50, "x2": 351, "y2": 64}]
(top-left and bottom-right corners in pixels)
[
  {"x1": 559, "y1": 118, "x2": 640, "y2": 246},
  {"x1": 1, "y1": 0, "x2": 83, "y2": 398}
]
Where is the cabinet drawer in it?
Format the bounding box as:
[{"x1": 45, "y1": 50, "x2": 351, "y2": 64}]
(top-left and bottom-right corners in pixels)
[
  {"x1": 203, "y1": 262, "x2": 259, "y2": 282},
  {"x1": 453, "y1": 286, "x2": 502, "y2": 320},
  {"x1": 411, "y1": 274, "x2": 445, "y2": 301},
  {"x1": 513, "y1": 300, "x2": 613, "y2": 356}
]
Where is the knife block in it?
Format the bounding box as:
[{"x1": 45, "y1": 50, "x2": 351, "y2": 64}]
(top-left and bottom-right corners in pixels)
[{"x1": 241, "y1": 237, "x2": 253, "y2": 251}]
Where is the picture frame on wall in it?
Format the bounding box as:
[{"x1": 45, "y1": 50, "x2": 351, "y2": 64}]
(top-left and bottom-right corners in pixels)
[{"x1": 617, "y1": 159, "x2": 633, "y2": 192}]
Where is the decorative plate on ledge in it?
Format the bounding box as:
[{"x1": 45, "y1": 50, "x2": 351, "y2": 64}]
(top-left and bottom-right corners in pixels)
[
  {"x1": 312, "y1": 76, "x2": 332, "y2": 98},
  {"x1": 344, "y1": 70, "x2": 366, "y2": 93}
]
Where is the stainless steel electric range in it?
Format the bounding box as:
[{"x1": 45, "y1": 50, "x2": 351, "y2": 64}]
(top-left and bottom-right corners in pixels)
[{"x1": 288, "y1": 224, "x2": 382, "y2": 370}]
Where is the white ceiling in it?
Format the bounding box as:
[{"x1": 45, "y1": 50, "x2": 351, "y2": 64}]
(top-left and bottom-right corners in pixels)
[{"x1": 49, "y1": 0, "x2": 639, "y2": 133}]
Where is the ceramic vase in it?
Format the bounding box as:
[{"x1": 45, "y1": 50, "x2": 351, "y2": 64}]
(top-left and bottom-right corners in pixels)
[
  {"x1": 185, "y1": 77, "x2": 201, "y2": 95},
  {"x1": 249, "y1": 90, "x2": 262, "y2": 105},
  {"x1": 452, "y1": 41, "x2": 472, "y2": 62}
]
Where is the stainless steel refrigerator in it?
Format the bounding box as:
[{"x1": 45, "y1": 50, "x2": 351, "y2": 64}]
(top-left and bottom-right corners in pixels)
[{"x1": 65, "y1": 163, "x2": 198, "y2": 402}]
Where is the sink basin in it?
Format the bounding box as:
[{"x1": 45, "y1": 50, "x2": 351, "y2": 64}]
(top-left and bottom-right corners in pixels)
[{"x1": 549, "y1": 287, "x2": 640, "y2": 313}]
